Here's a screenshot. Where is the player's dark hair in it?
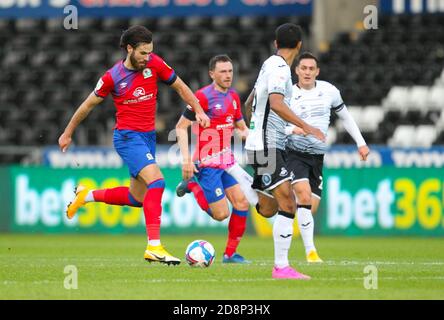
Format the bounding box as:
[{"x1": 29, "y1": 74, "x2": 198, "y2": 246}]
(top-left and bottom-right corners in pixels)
[
  {"x1": 120, "y1": 25, "x2": 153, "y2": 51},
  {"x1": 275, "y1": 23, "x2": 303, "y2": 49},
  {"x1": 209, "y1": 54, "x2": 232, "y2": 71},
  {"x1": 297, "y1": 52, "x2": 319, "y2": 67}
]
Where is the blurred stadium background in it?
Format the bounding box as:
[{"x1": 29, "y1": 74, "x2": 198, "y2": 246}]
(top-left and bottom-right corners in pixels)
[{"x1": 1, "y1": 0, "x2": 444, "y2": 300}]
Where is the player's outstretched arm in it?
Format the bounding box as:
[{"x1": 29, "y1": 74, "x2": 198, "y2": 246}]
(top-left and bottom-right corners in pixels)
[
  {"x1": 269, "y1": 93, "x2": 325, "y2": 142},
  {"x1": 58, "y1": 93, "x2": 103, "y2": 152},
  {"x1": 335, "y1": 106, "x2": 370, "y2": 161},
  {"x1": 175, "y1": 115, "x2": 198, "y2": 180},
  {"x1": 170, "y1": 77, "x2": 210, "y2": 128}
]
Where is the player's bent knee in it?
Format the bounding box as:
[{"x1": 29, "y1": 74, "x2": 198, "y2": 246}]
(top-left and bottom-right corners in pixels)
[
  {"x1": 296, "y1": 192, "x2": 312, "y2": 205},
  {"x1": 256, "y1": 203, "x2": 277, "y2": 218},
  {"x1": 258, "y1": 208, "x2": 276, "y2": 218},
  {"x1": 212, "y1": 210, "x2": 230, "y2": 222},
  {"x1": 279, "y1": 202, "x2": 296, "y2": 214},
  {"x1": 234, "y1": 198, "x2": 249, "y2": 211}
]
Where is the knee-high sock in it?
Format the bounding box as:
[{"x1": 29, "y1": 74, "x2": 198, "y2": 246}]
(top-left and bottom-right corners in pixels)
[
  {"x1": 188, "y1": 180, "x2": 212, "y2": 216},
  {"x1": 224, "y1": 209, "x2": 248, "y2": 257},
  {"x1": 91, "y1": 187, "x2": 142, "y2": 207},
  {"x1": 297, "y1": 205, "x2": 315, "y2": 254},
  {"x1": 273, "y1": 211, "x2": 294, "y2": 268},
  {"x1": 144, "y1": 179, "x2": 165, "y2": 245}
]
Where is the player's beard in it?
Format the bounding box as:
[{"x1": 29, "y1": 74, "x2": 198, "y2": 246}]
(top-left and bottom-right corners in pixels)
[{"x1": 130, "y1": 52, "x2": 145, "y2": 71}]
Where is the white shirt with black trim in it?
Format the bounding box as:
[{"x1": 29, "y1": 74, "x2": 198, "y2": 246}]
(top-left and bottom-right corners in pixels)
[
  {"x1": 245, "y1": 55, "x2": 293, "y2": 151},
  {"x1": 286, "y1": 80, "x2": 344, "y2": 154}
]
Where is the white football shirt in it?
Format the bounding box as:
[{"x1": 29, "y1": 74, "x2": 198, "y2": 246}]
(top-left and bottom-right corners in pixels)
[
  {"x1": 287, "y1": 80, "x2": 344, "y2": 154},
  {"x1": 245, "y1": 55, "x2": 293, "y2": 151}
]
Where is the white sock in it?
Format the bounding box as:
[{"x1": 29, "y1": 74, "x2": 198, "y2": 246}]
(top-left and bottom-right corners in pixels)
[
  {"x1": 273, "y1": 213, "x2": 294, "y2": 268},
  {"x1": 297, "y1": 206, "x2": 316, "y2": 254},
  {"x1": 84, "y1": 191, "x2": 95, "y2": 203},
  {"x1": 148, "y1": 240, "x2": 161, "y2": 246}
]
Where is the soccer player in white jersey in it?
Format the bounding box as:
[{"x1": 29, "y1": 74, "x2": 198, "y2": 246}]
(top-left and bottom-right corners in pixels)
[
  {"x1": 286, "y1": 52, "x2": 370, "y2": 262},
  {"x1": 245, "y1": 24, "x2": 325, "y2": 280}
]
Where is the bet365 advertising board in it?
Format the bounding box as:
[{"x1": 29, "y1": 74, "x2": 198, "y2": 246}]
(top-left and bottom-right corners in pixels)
[
  {"x1": 319, "y1": 167, "x2": 444, "y2": 236},
  {"x1": 4, "y1": 145, "x2": 444, "y2": 236},
  {"x1": 7, "y1": 166, "x2": 228, "y2": 234}
]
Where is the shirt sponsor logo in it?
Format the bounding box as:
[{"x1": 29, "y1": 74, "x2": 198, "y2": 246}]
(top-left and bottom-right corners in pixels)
[
  {"x1": 123, "y1": 93, "x2": 154, "y2": 104},
  {"x1": 133, "y1": 87, "x2": 146, "y2": 97},
  {"x1": 146, "y1": 153, "x2": 154, "y2": 161}
]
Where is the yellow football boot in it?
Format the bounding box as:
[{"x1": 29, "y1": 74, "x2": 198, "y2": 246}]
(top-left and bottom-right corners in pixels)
[
  {"x1": 306, "y1": 250, "x2": 323, "y2": 263},
  {"x1": 66, "y1": 185, "x2": 89, "y2": 219},
  {"x1": 144, "y1": 245, "x2": 181, "y2": 265}
]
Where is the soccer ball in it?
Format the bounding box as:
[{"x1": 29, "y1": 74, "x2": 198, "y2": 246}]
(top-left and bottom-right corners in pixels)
[{"x1": 185, "y1": 240, "x2": 215, "y2": 268}]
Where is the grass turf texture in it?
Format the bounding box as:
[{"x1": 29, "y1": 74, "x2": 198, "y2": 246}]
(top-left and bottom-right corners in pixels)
[{"x1": 1, "y1": 234, "x2": 443, "y2": 300}]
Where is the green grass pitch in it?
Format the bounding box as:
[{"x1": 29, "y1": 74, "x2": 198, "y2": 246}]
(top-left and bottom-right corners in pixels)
[{"x1": 1, "y1": 234, "x2": 443, "y2": 300}]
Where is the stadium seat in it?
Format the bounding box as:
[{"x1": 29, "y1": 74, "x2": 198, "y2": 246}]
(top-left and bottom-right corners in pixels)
[
  {"x1": 78, "y1": 17, "x2": 102, "y2": 31},
  {"x1": 413, "y1": 125, "x2": 437, "y2": 147},
  {"x1": 130, "y1": 17, "x2": 158, "y2": 30},
  {"x1": 102, "y1": 18, "x2": 129, "y2": 31},
  {"x1": 427, "y1": 86, "x2": 444, "y2": 109},
  {"x1": 388, "y1": 125, "x2": 416, "y2": 147},
  {"x1": 406, "y1": 86, "x2": 429, "y2": 110},
  {"x1": 361, "y1": 106, "x2": 384, "y2": 132},
  {"x1": 382, "y1": 86, "x2": 410, "y2": 111},
  {"x1": 433, "y1": 129, "x2": 444, "y2": 145},
  {"x1": 185, "y1": 16, "x2": 212, "y2": 30},
  {"x1": 2, "y1": 50, "x2": 28, "y2": 68},
  {"x1": 29, "y1": 50, "x2": 57, "y2": 68},
  {"x1": 15, "y1": 18, "x2": 44, "y2": 33},
  {"x1": 45, "y1": 18, "x2": 65, "y2": 32}
]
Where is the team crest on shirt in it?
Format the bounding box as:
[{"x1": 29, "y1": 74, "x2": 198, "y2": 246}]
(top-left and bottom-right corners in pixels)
[
  {"x1": 143, "y1": 68, "x2": 152, "y2": 79},
  {"x1": 262, "y1": 174, "x2": 272, "y2": 187},
  {"x1": 215, "y1": 188, "x2": 223, "y2": 197}
]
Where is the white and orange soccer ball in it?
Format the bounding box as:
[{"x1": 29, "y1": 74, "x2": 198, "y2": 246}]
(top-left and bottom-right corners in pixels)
[{"x1": 185, "y1": 240, "x2": 215, "y2": 268}]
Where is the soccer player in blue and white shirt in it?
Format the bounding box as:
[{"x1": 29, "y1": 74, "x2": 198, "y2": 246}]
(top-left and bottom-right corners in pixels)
[{"x1": 286, "y1": 52, "x2": 370, "y2": 262}]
